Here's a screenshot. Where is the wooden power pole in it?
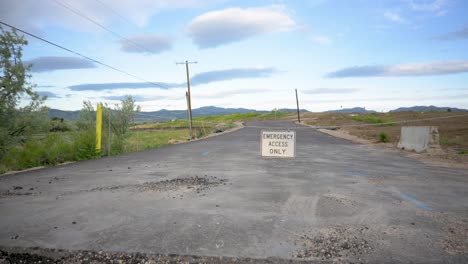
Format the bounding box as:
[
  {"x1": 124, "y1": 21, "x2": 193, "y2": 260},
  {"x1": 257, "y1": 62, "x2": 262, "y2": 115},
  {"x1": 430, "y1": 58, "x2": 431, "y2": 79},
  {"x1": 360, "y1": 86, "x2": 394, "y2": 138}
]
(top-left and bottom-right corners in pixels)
[
  {"x1": 295, "y1": 89, "x2": 301, "y2": 123},
  {"x1": 177, "y1": 60, "x2": 197, "y2": 138},
  {"x1": 185, "y1": 92, "x2": 192, "y2": 138}
]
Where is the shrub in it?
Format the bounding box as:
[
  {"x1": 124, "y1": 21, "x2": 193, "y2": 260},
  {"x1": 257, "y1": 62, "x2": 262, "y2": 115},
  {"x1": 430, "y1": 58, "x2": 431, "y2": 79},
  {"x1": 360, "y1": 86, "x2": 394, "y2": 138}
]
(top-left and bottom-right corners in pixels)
[
  {"x1": 73, "y1": 130, "x2": 99, "y2": 160},
  {"x1": 1, "y1": 133, "x2": 76, "y2": 171},
  {"x1": 111, "y1": 135, "x2": 126, "y2": 155},
  {"x1": 352, "y1": 114, "x2": 385, "y2": 124},
  {"x1": 379, "y1": 132, "x2": 390, "y2": 143}
]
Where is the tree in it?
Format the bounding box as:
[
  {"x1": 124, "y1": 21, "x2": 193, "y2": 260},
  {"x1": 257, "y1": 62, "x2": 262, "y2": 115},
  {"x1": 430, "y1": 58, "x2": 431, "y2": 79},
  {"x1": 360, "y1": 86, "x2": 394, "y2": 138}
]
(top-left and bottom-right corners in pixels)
[
  {"x1": 0, "y1": 26, "x2": 45, "y2": 158},
  {"x1": 106, "y1": 96, "x2": 140, "y2": 155},
  {"x1": 111, "y1": 95, "x2": 140, "y2": 137},
  {"x1": 76, "y1": 100, "x2": 95, "y2": 131}
]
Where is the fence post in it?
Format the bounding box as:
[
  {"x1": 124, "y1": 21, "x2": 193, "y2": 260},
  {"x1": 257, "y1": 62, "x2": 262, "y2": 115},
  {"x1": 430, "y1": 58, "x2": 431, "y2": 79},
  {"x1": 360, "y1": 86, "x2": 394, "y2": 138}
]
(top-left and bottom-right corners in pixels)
[{"x1": 95, "y1": 103, "x2": 103, "y2": 154}]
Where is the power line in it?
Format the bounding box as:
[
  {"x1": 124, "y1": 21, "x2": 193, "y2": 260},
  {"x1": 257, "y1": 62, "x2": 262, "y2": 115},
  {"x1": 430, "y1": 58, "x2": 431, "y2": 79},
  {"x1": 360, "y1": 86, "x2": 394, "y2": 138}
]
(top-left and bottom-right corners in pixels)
[
  {"x1": 93, "y1": 0, "x2": 135, "y2": 27},
  {"x1": 0, "y1": 20, "x2": 162, "y2": 87},
  {"x1": 51, "y1": 0, "x2": 153, "y2": 54}
]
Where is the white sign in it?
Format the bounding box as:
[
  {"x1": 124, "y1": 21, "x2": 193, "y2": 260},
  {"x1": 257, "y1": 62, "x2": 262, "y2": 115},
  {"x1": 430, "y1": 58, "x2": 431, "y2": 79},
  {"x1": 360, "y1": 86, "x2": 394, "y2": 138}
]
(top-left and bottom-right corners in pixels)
[{"x1": 261, "y1": 130, "x2": 296, "y2": 158}]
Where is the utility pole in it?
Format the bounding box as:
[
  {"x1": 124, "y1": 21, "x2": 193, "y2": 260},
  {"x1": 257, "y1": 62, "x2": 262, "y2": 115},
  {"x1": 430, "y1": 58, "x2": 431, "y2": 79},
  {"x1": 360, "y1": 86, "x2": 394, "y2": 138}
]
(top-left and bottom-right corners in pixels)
[
  {"x1": 295, "y1": 89, "x2": 301, "y2": 123},
  {"x1": 108, "y1": 108, "x2": 111, "y2": 157},
  {"x1": 176, "y1": 60, "x2": 197, "y2": 139},
  {"x1": 185, "y1": 92, "x2": 192, "y2": 138}
]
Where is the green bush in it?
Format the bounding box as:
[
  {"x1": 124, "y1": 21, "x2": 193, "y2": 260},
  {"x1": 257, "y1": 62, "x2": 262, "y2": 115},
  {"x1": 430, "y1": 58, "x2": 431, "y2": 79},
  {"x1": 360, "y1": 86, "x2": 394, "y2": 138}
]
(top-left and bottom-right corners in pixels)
[
  {"x1": 49, "y1": 118, "x2": 74, "y2": 132},
  {"x1": 352, "y1": 114, "x2": 385, "y2": 124},
  {"x1": 111, "y1": 134, "x2": 128, "y2": 155},
  {"x1": 1, "y1": 133, "x2": 76, "y2": 171},
  {"x1": 42, "y1": 134, "x2": 74, "y2": 165},
  {"x1": 73, "y1": 130, "x2": 99, "y2": 160},
  {"x1": 379, "y1": 132, "x2": 390, "y2": 143}
]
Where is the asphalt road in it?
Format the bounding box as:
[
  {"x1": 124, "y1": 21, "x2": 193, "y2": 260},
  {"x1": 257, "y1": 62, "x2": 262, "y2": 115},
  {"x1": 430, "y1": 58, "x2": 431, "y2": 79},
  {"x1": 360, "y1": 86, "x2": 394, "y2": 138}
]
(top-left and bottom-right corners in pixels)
[{"x1": 1, "y1": 121, "x2": 467, "y2": 263}]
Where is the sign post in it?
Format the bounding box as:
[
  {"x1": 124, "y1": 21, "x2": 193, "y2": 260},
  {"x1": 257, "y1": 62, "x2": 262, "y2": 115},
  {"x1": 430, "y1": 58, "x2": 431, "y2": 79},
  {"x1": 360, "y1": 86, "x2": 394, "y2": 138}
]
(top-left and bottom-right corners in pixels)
[
  {"x1": 261, "y1": 130, "x2": 296, "y2": 158},
  {"x1": 95, "y1": 103, "x2": 102, "y2": 154}
]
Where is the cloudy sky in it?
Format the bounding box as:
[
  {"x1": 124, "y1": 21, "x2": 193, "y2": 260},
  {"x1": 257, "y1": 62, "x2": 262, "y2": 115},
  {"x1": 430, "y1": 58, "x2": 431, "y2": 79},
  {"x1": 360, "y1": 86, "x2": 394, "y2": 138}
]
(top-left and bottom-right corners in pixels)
[{"x1": 1, "y1": 0, "x2": 467, "y2": 112}]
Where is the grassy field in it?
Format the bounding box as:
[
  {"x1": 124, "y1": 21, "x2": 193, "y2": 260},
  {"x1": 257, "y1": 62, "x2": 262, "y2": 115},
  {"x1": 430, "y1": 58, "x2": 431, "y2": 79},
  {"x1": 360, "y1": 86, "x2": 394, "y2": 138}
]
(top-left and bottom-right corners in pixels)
[
  {"x1": 132, "y1": 111, "x2": 293, "y2": 130},
  {"x1": 125, "y1": 129, "x2": 191, "y2": 152},
  {"x1": 128, "y1": 111, "x2": 295, "y2": 151},
  {"x1": 1, "y1": 111, "x2": 295, "y2": 174},
  {"x1": 303, "y1": 111, "x2": 468, "y2": 153}
]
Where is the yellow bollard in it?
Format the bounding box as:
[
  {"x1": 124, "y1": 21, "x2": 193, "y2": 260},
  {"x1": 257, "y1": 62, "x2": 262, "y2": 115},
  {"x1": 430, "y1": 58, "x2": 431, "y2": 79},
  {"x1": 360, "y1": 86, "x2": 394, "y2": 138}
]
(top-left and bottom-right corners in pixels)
[{"x1": 95, "y1": 103, "x2": 102, "y2": 154}]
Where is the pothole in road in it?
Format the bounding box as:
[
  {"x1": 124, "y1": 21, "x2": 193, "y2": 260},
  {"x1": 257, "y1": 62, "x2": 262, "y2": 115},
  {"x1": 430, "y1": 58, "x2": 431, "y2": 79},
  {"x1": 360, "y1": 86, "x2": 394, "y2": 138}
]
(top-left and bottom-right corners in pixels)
[
  {"x1": 134, "y1": 176, "x2": 228, "y2": 195},
  {"x1": 294, "y1": 226, "x2": 373, "y2": 261},
  {"x1": 0, "y1": 186, "x2": 40, "y2": 198},
  {"x1": 58, "y1": 176, "x2": 228, "y2": 199}
]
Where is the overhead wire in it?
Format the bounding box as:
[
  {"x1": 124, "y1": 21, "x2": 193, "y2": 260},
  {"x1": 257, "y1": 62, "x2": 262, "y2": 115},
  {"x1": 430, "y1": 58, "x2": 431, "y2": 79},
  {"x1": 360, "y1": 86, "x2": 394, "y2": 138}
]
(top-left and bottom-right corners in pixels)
[
  {"x1": 93, "y1": 0, "x2": 135, "y2": 27},
  {"x1": 0, "y1": 21, "x2": 163, "y2": 88},
  {"x1": 51, "y1": 0, "x2": 153, "y2": 54}
]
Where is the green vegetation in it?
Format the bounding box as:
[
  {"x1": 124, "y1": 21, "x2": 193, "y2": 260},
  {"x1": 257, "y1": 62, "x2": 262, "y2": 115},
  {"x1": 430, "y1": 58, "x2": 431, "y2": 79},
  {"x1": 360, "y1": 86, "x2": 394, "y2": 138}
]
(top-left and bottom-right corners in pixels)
[
  {"x1": 1, "y1": 108, "x2": 293, "y2": 173},
  {"x1": 0, "y1": 26, "x2": 47, "y2": 160},
  {"x1": 351, "y1": 113, "x2": 396, "y2": 126},
  {"x1": 2, "y1": 131, "x2": 95, "y2": 171},
  {"x1": 195, "y1": 111, "x2": 290, "y2": 122},
  {"x1": 0, "y1": 28, "x2": 293, "y2": 175},
  {"x1": 352, "y1": 114, "x2": 385, "y2": 124},
  {"x1": 0, "y1": 95, "x2": 141, "y2": 173},
  {"x1": 125, "y1": 130, "x2": 190, "y2": 152},
  {"x1": 378, "y1": 132, "x2": 390, "y2": 143},
  {"x1": 439, "y1": 136, "x2": 463, "y2": 147},
  {"x1": 458, "y1": 150, "x2": 468, "y2": 154}
]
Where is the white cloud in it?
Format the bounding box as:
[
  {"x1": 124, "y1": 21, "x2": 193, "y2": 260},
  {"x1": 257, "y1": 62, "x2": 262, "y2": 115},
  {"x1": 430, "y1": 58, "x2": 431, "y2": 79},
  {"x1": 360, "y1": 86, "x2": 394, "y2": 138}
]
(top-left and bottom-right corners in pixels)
[
  {"x1": 197, "y1": 88, "x2": 269, "y2": 99},
  {"x1": 405, "y1": 0, "x2": 449, "y2": 11},
  {"x1": 311, "y1": 35, "x2": 332, "y2": 45},
  {"x1": 0, "y1": 0, "x2": 223, "y2": 33},
  {"x1": 120, "y1": 34, "x2": 173, "y2": 54},
  {"x1": 383, "y1": 11, "x2": 406, "y2": 23},
  {"x1": 302, "y1": 88, "x2": 358, "y2": 94},
  {"x1": 328, "y1": 60, "x2": 468, "y2": 78},
  {"x1": 26, "y1": 56, "x2": 96, "y2": 72},
  {"x1": 433, "y1": 26, "x2": 468, "y2": 41},
  {"x1": 187, "y1": 5, "x2": 296, "y2": 48}
]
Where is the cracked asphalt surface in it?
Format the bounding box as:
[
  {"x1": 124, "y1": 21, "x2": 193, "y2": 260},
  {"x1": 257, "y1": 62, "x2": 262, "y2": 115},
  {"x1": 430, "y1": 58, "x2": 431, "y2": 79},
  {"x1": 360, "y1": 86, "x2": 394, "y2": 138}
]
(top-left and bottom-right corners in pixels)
[{"x1": 1, "y1": 121, "x2": 467, "y2": 263}]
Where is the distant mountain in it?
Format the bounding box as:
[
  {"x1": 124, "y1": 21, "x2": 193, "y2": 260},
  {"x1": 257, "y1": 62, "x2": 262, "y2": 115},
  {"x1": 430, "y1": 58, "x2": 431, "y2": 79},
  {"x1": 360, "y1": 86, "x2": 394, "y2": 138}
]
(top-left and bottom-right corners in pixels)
[
  {"x1": 325, "y1": 107, "x2": 376, "y2": 113},
  {"x1": 48, "y1": 109, "x2": 81, "y2": 121},
  {"x1": 193, "y1": 106, "x2": 266, "y2": 117},
  {"x1": 48, "y1": 106, "x2": 270, "y2": 122},
  {"x1": 390, "y1": 105, "x2": 468, "y2": 112},
  {"x1": 277, "y1": 108, "x2": 310, "y2": 113}
]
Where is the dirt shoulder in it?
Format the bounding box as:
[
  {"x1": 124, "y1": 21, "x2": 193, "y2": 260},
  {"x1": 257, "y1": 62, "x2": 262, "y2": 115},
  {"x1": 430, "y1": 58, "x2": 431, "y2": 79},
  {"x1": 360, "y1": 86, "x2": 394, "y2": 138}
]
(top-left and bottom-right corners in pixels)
[
  {"x1": 0, "y1": 247, "x2": 317, "y2": 264},
  {"x1": 315, "y1": 127, "x2": 468, "y2": 170}
]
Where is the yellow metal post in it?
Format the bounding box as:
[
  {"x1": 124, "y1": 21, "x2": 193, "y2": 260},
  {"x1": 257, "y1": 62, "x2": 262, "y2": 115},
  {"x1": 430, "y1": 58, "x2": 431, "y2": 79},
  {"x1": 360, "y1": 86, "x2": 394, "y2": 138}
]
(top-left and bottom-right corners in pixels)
[{"x1": 96, "y1": 103, "x2": 102, "y2": 153}]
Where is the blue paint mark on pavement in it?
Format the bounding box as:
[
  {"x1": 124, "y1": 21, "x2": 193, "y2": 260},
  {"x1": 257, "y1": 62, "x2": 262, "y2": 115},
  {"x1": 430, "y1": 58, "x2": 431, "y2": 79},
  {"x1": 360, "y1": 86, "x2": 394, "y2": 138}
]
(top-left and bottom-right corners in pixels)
[
  {"x1": 201, "y1": 151, "x2": 209, "y2": 156},
  {"x1": 399, "y1": 193, "x2": 432, "y2": 211}
]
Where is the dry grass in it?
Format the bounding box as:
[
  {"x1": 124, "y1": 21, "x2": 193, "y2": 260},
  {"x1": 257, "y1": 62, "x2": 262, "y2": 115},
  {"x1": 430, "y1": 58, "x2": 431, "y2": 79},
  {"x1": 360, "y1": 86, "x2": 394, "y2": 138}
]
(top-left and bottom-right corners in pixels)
[{"x1": 302, "y1": 112, "x2": 468, "y2": 161}]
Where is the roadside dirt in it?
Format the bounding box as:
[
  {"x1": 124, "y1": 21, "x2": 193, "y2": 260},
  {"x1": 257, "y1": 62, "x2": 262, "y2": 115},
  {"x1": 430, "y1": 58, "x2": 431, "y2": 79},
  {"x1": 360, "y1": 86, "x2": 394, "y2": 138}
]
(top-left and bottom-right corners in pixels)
[
  {"x1": 315, "y1": 127, "x2": 468, "y2": 169},
  {"x1": 0, "y1": 247, "x2": 318, "y2": 264},
  {"x1": 295, "y1": 226, "x2": 373, "y2": 262},
  {"x1": 417, "y1": 211, "x2": 468, "y2": 255},
  {"x1": 301, "y1": 112, "x2": 468, "y2": 167}
]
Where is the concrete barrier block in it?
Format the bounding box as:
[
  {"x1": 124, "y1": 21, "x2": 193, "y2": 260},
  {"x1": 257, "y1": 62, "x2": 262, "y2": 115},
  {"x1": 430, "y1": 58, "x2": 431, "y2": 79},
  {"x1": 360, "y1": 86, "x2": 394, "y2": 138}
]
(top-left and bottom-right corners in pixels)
[{"x1": 397, "y1": 126, "x2": 439, "y2": 153}]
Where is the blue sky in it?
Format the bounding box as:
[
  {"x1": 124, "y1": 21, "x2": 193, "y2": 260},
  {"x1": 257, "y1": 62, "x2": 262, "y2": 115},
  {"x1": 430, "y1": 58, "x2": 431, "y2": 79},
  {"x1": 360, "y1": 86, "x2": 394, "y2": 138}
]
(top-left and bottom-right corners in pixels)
[{"x1": 1, "y1": 0, "x2": 467, "y2": 111}]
